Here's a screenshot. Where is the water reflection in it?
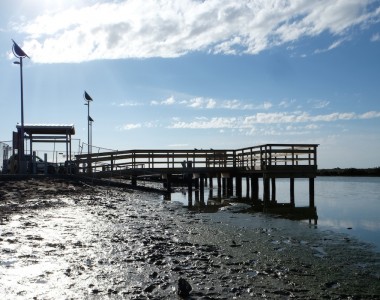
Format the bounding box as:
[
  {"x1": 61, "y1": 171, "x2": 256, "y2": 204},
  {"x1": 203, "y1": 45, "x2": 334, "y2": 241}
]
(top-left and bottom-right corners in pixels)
[{"x1": 168, "y1": 177, "x2": 380, "y2": 250}]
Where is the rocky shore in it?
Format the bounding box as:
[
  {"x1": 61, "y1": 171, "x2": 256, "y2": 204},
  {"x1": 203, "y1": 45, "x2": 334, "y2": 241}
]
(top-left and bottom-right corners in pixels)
[{"x1": 0, "y1": 177, "x2": 379, "y2": 299}]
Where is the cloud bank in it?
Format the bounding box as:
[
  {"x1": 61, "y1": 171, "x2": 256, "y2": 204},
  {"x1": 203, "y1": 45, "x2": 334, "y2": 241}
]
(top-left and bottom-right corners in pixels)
[
  {"x1": 14, "y1": 0, "x2": 380, "y2": 63},
  {"x1": 118, "y1": 110, "x2": 380, "y2": 135}
]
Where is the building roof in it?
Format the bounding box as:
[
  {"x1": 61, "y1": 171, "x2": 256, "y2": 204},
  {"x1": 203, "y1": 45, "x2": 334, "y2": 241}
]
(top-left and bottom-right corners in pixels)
[{"x1": 16, "y1": 124, "x2": 75, "y2": 135}]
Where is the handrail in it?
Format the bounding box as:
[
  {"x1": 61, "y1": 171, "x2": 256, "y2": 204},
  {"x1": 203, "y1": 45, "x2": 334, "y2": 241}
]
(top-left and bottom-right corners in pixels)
[{"x1": 75, "y1": 144, "x2": 318, "y2": 174}]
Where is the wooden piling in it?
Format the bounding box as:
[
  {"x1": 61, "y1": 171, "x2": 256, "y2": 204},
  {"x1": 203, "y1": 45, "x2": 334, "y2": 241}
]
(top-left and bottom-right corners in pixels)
[
  {"x1": 246, "y1": 176, "x2": 250, "y2": 199},
  {"x1": 236, "y1": 175, "x2": 242, "y2": 198},
  {"x1": 290, "y1": 177, "x2": 295, "y2": 207},
  {"x1": 309, "y1": 178, "x2": 315, "y2": 208},
  {"x1": 271, "y1": 177, "x2": 276, "y2": 203},
  {"x1": 263, "y1": 177, "x2": 270, "y2": 205},
  {"x1": 251, "y1": 175, "x2": 259, "y2": 203}
]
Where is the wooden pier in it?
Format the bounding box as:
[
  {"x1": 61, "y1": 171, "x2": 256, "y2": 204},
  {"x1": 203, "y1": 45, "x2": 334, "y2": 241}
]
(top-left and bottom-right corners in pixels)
[{"x1": 75, "y1": 144, "x2": 318, "y2": 213}]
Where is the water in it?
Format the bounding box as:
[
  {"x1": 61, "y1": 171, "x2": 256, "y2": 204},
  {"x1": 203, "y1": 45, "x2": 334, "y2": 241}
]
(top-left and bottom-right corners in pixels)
[{"x1": 170, "y1": 176, "x2": 380, "y2": 251}]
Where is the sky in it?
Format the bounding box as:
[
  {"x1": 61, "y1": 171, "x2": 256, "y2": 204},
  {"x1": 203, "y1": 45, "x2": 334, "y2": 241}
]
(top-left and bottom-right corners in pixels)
[{"x1": 0, "y1": 0, "x2": 380, "y2": 168}]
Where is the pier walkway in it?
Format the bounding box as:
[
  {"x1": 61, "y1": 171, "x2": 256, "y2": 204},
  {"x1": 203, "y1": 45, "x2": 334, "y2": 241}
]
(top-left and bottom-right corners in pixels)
[{"x1": 75, "y1": 144, "x2": 318, "y2": 210}]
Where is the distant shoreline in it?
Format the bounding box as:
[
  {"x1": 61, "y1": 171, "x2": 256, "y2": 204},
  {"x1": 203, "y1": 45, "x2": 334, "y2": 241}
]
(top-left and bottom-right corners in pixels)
[{"x1": 317, "y1": 167, "x2": 380, "y2": 176}]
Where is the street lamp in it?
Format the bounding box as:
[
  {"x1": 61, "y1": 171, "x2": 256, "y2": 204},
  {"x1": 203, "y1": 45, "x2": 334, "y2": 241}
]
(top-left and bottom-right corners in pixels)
[
  {"x1": 12, "y1": 39, "x2": 29, "y2": 174},
  {"x1": 84, "y1": 91, "x2": 93, "y2": 154}
]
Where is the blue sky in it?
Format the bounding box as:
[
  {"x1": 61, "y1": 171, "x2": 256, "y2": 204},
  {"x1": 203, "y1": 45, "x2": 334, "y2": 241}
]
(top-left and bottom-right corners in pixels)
[{"x1": 0, "y1": 0, "x2": 380, "y2": 168}]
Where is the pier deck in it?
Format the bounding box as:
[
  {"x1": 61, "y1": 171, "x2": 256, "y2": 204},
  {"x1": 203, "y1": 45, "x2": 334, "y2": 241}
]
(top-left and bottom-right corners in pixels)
[{"x1": 75, "y1": 144, "x2": 318, "y2": 211}]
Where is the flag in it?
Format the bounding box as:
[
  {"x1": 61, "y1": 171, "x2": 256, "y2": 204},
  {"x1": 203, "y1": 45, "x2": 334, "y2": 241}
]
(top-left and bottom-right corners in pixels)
[
  {"x1": 12, "y1": 39, "x2": 29, "y2": 58},
  {"x1": 84, "y1": 91, "x2": 93, "y2": 101},
  {"x1": 88, "y1": 116, "x2": 94, "y2": 122}
]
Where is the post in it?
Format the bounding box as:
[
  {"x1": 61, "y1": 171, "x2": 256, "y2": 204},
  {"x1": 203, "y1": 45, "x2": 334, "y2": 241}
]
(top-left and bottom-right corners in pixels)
[
  {"x1": 209, "y1": 175, "x2": 213, "y2": 189},
  {"x1": 199, "y1": 175, "x2": 205, "y2": 205},
  {"x1": 271, "y1": 177, "x2": 276, "y2": 203},
  {"x1": 32, "y1": 151, "x2": 36, "y2": 174},
  {"x1": 251, "y1": 175, "x2": 259, "y2": 203},
  {"x1": 263, "y1": 177, "x2": 270, "y2": 206},
  {"x1": 44, "y1": 153, "x2": 48, "y2": 175},
  {"x1": 87, "y1": 99, "x2": 90, "y2": 155},
  {"x1": 222, "y1": 178, "x2": 227, "y2": 196},
  {"x1": 309, "y1": 177, "x2": 315, "y2": 208},
  {"x1": 236, "y1": 175, "x2": 242, "y2": 198},
  {"x1": 246, "y1": 176, "x2": 250, "y2": 198},
  {"x1": 227, "y1": 177, "x2": 233, "y2": 197},
  {"x1": 217, "y1": 173, "x2": 222, "y2": 200},
  {"x1": 187, "y1": 177, "x2": 193, "y2": 207},
  {"x1": 84, "y1": 91, "x2": 93, "y2": 172},
  {"x1": 290, "y1": 177, "x2": 295, "y2": 207},
  {"x1": 166, "y1": 174, "x2": 172, "y2": 193},
  {"x1": 12, "y1": 40, "x2": 29, "y2": 174}
]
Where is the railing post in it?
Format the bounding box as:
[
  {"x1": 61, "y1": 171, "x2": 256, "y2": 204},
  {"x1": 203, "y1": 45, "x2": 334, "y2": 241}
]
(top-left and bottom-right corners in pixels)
[{"x1": 292, "y1": 145, "x2": 295, "y2": 166}]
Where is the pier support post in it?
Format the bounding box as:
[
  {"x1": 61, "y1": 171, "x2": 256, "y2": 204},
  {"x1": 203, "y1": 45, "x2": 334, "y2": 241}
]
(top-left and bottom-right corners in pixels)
[
  {"x1": 222, "y1": 178, "x2": 227, "y2": 196},
  {"x1": 309, "y1": 177, "x2": 315, "y2": 208},
  {"x1": 166, "y1": 174, "x2": 172, "y2": 193},
  {"x1": 251, "y1": 175, "x2": 259, "y2": 204},
  {"x1": 200, "y1": 175, "x2": 205, "y2": 205},
  {"x1": 290, "y1": 177, "x2": 295, "y2": 207},
  {"x1": 217, "y1": 173, "x2": 222, "y2": 200},
  {"x1": 194, "y1": 177, "x2": 199, "y2": 191},
  {"x1": 236, "y1": 175, "x2": 242, "y2": 198},
  {"x1": 227, "y1": 178, "x2": 233, "y2": 197},
  {"x1": 131, "y1": 176, "x2": 137, "y2": 187},
  {"x1": 246, "y1": 176, "x2": 250, "y2": 199},
  {"x1": 271, "y1": 178, "x2": 276, "y2": 203},
  {"x1": 187, "y1": 178, "x2": 193, "y2": 207},
  {"x1": 263, "y1": 177, "x2": 270, "y2": 206}
]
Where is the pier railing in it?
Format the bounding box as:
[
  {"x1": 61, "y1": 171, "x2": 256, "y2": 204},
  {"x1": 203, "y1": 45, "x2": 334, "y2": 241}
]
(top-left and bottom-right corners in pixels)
[{"x1": 74, "y1": 144, "x2": 318, "y2": 175}]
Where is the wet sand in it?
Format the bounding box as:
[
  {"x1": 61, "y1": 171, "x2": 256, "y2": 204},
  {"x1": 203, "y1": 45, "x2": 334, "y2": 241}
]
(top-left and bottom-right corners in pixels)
[{"x1": 0, "y1": 178, "x2": 379, "y2": 299}]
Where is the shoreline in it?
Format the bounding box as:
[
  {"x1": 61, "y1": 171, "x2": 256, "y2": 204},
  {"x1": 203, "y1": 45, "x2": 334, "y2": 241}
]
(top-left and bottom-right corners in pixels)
[{"x1": 1, "y1": 178, "x2": 379, "y2": 298}]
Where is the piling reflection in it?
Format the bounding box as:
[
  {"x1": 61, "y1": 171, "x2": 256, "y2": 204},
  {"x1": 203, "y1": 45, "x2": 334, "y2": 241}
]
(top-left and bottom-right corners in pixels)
[{"x1": 172, "y1": 185, "x2": 318, "y2": 224}]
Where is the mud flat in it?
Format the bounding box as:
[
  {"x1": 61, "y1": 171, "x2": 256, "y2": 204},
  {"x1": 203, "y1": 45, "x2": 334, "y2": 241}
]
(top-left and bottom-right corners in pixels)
[{"x1": 0, "y1": 178, "x2": 379, "y2": 299}]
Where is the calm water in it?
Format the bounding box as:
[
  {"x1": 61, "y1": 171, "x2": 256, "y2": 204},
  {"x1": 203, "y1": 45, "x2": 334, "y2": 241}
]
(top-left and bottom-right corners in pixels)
[{"x1": 170, "y1": 176, "x2": 380, "y2": 251}]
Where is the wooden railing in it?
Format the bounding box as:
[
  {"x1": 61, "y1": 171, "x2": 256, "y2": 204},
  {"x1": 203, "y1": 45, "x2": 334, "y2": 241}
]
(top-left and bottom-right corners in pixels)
[{"x1": 74, "y1": 144, "x2": 318, "y2": 174}]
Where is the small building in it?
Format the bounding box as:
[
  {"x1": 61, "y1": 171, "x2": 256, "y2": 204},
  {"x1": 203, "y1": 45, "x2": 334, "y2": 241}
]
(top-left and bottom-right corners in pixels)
[{"x1": 13, "y1": 124, "x2": 75, "y2": 174}]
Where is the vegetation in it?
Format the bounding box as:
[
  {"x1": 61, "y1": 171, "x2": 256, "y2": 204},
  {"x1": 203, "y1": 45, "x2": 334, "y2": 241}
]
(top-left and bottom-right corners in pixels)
[{"x1": 317, "y1": 167, "x2": 380, "y2": 176}]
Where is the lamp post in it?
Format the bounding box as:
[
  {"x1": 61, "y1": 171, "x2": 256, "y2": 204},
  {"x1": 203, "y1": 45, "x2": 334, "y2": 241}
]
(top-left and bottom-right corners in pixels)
[
  {"x1": 12, "y1": 40, "x2": 29, "y2": 174},
  {"x1": 84, "y1": 91, "x2": 93, "y2": 154}
]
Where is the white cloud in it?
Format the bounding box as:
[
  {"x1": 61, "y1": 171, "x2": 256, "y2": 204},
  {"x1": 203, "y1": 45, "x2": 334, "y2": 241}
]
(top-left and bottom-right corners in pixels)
[
  {"x1": 359, "y1": 111, "x2": 380, "y2": 119},
  {"x1": 117, "y1": 101, "x2": 142, "y2": 107},
  {"x1": 162, "y1": 96, "x2": 176, "y2": 105},
  {"x1": 188, "y1": 97, "x2": 207, "y2": 108},
  {"x1": 314, "y1": 38, "x2": 347, "y2": 53},
  {"x1": 151, "y1": 96, "x2": 176, "y2": 105},
  {"x1": 170, "y1": 117, "x2": 238, "y2": 129},
  {"x1": 169, "y1": 110, "x2": 380, "y2": 129},
  {"x1": 308, "y1": 99, "x2": 330, "y2": 109},
  {"x1": 13, "y1": 0, "x2": 380, "y2": 63},
  {"x1": 279, "y1": 99, "x2": 296, "y2": 108},
  {"x1": 371, "y1": 32, "x2": 380, "y2": 41},
  {"x1": 118, "y1": 123, "x2": 142, "y2": 130}
]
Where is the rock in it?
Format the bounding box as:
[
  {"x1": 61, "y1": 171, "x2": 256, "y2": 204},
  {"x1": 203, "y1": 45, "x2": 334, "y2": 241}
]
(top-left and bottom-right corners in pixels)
[
  {"x1": 177, "y1": 278, "x2": 192, "y2": 297},
  {"x1": 144, "y1": 284, "x2": 156, "y2": 293}
]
